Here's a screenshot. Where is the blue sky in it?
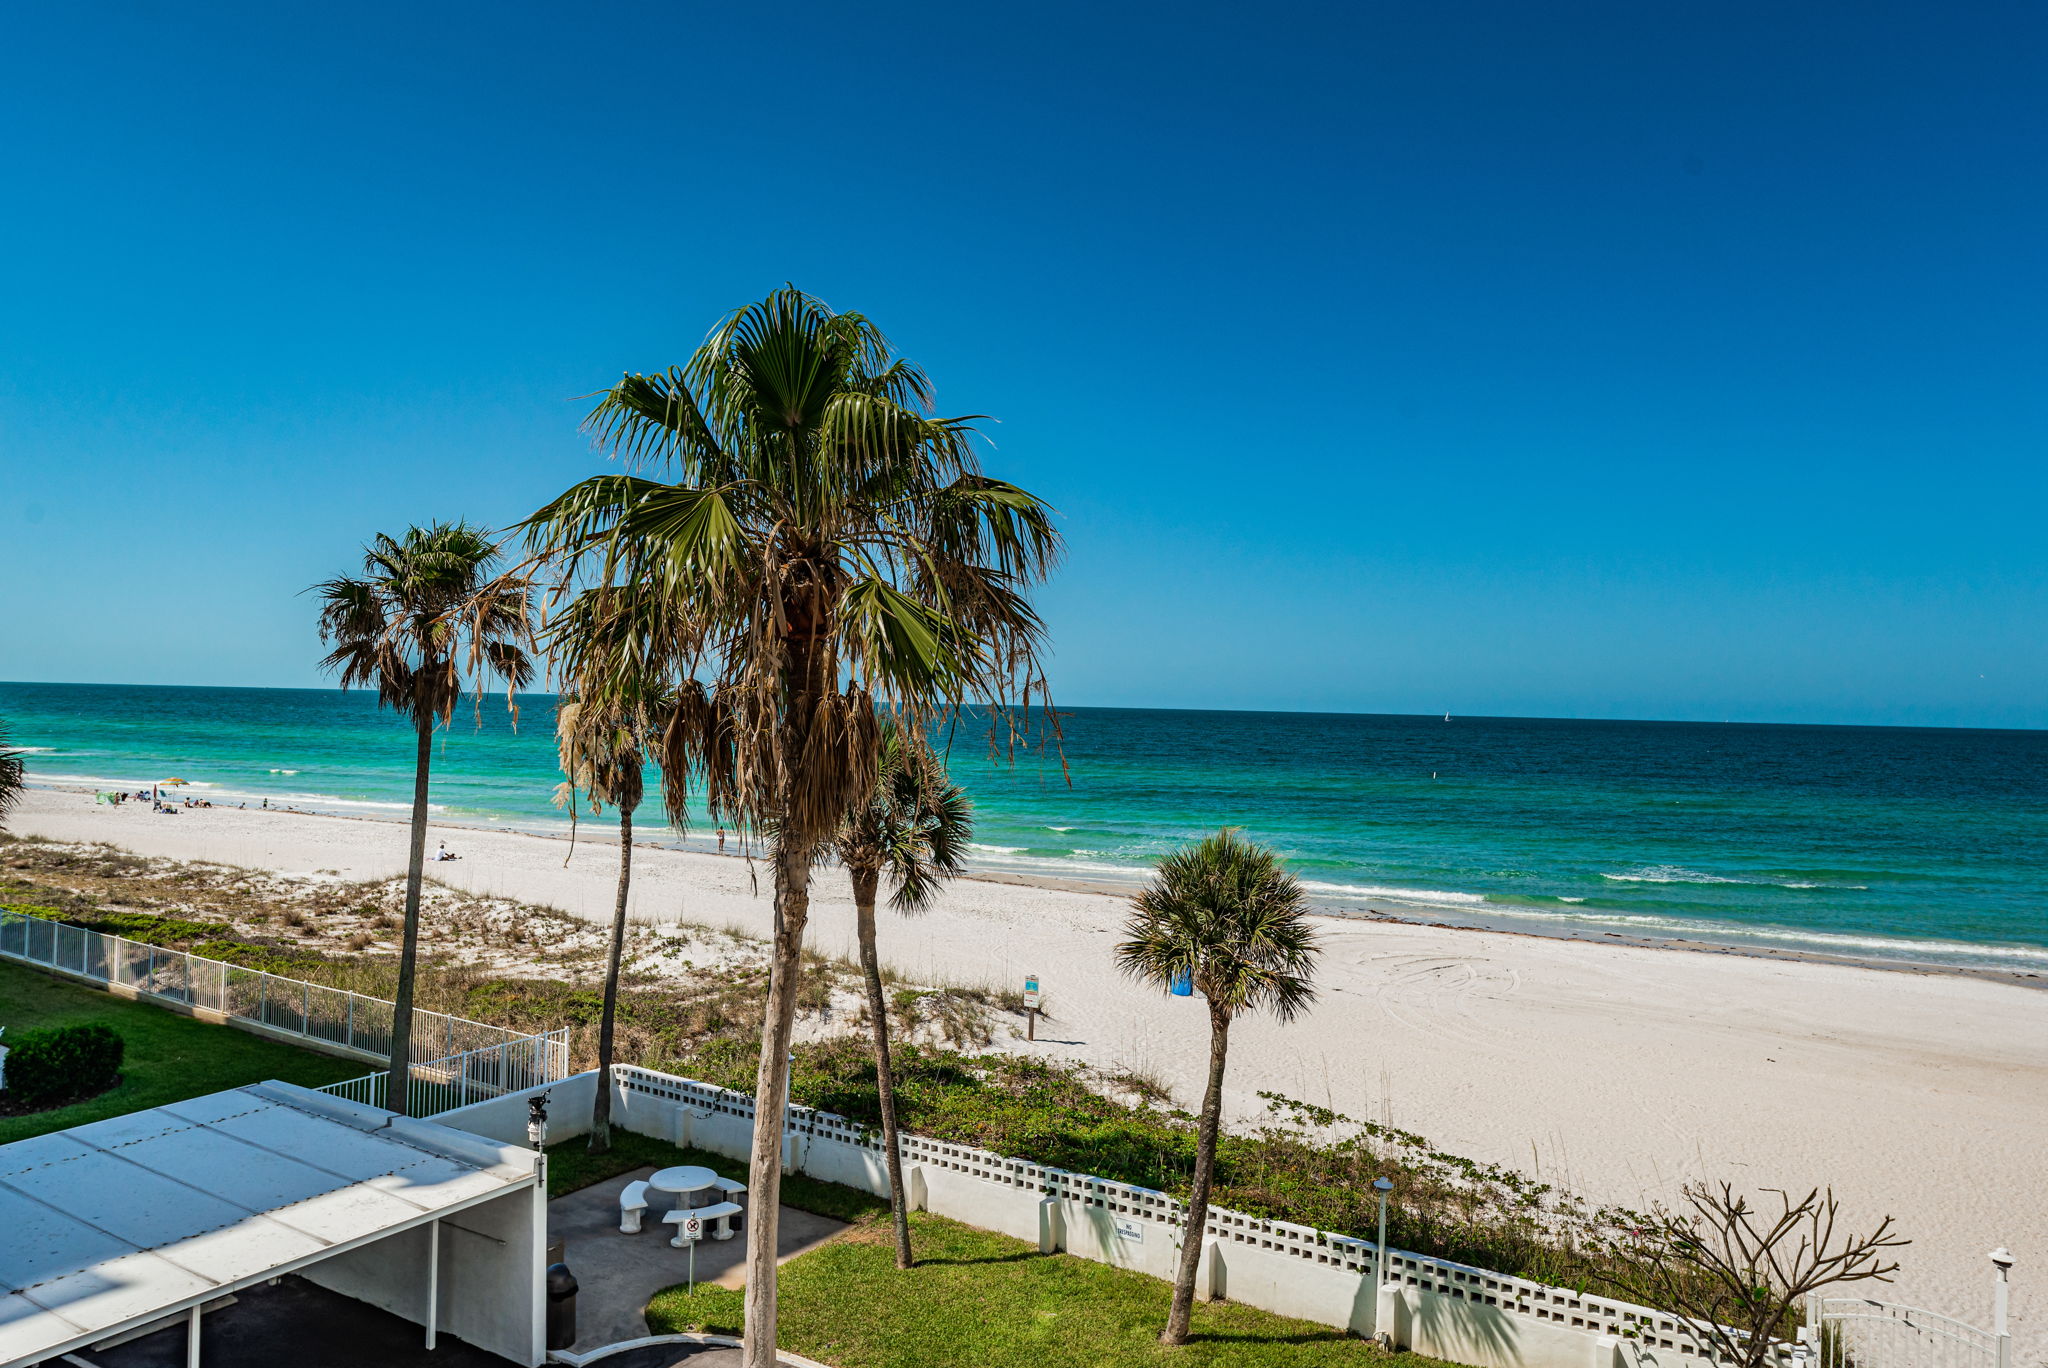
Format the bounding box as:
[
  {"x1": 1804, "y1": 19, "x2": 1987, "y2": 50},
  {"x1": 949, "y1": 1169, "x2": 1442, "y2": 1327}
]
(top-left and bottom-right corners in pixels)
[{"x1": 2, "y1": 1, "x2": 2042, "y2": 728}]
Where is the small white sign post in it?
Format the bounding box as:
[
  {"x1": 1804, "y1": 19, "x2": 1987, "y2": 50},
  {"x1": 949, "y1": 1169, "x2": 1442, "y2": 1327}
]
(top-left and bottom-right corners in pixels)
[
  {"x1": 680, "y1": 1214, "x2": 703, "y2": 1292},
  {"x1": 1023, "y1": 975, "x2": 1040, "y2": 1040}
]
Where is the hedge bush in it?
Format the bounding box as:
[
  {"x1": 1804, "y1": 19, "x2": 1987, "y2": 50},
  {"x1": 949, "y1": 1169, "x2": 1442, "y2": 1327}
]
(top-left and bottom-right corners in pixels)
[{"x1": 3, "y1": 1023, "x2": 124, "y2": 1108}]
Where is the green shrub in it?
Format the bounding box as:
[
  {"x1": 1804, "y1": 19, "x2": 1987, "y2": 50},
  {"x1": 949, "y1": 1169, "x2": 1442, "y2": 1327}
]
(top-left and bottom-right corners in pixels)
[{"x1": 4, "y1": 1023, "x2": 125, "y2": 1107}]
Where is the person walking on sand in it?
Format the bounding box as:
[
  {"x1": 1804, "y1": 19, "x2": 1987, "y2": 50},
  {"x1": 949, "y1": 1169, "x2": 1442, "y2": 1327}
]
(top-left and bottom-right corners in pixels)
[{"x1": 716, "y1": 827, "x2": 726, "y2": 853}]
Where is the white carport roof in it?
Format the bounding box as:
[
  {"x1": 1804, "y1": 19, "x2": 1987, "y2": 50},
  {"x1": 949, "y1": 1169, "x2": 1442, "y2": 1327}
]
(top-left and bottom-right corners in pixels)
[{"x1": 0, "y1": 1080, "x2": 539, "y2": 1368}]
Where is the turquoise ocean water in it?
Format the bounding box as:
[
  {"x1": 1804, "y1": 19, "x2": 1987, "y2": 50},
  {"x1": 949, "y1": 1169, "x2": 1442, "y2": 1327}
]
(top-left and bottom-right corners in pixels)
[{"x1": 3, "y1": 681, "x2": 2043, "y2": 974}]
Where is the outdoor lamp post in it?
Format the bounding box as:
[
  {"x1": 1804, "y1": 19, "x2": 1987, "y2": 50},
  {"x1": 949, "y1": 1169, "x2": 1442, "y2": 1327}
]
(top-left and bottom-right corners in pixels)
[
  {"x1": 528, "y1": 1092, "x2": 551, "y2": 1152},
  {"x1": 1374, "y1": 1176, "x2": 1394, "y2": 1285}
]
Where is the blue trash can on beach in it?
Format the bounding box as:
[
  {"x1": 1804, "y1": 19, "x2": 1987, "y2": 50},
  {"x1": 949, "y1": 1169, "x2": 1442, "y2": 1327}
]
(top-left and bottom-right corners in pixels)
[{"x1": 1169, "y1": 969, "x2": 1193, "y2": 996}]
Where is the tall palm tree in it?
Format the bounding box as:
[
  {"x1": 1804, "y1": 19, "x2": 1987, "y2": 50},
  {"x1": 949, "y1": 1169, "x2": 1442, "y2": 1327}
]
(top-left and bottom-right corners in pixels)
[
  {"x1": 0, "y1": 721, "x2": 25, "y2": 829},
  {"x1": 524, "y1": 287, "x2": 1058, "y2": 1366},
  {"x1": 1116, "y1": 830, "x2": 1320, "y2": 1346},
  {"x1": 547, "y1": 584, "x2": 675, "y2": 1152},
  {"x1": 836, "y1": 718, "x2": 972, "y2": 1269},
  {"x1": 313, "y1": 523, "x2": 532, "y2": 1115}
]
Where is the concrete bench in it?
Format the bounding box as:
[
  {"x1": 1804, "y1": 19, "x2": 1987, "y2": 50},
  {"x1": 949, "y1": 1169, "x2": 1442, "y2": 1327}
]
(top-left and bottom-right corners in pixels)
[
  {"x1": 618, "y1": 1180, "x2": 651, "y2": 1234},
  {"x1": 662, "y1": 1200, "x2": 745, "y2": 1247}
]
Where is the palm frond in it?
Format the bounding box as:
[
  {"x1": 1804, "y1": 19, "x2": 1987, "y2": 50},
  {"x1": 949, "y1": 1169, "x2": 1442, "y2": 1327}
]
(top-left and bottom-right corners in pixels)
[
  {"x1": 0, "y1": 720, "x2": 26, "y2": 828},
  {"x1": 1117, "y1": 830, "x2": 1322, "y2": 1022},
  {"x1": 309, "y1": 522, "x2": 532, "y2": 728}
]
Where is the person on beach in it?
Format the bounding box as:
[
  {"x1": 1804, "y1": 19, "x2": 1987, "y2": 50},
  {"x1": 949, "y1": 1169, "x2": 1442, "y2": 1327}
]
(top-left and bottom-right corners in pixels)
[{"x1": 717, "y1": 827, "x2": 726, "y2": 852}]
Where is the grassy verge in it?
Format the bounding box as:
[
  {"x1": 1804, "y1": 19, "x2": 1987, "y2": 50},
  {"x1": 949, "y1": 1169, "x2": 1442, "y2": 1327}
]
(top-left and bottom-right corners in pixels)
[
  {"x1": 0, "y1": 960, "x2": 369, "y2": 1145},
  {"x1": 545, "y1": 1127, "x2": 887, "y2": 1222},
  {"x1": 646, "y1": 1211, "x2": 1460, "y2": 1368}
]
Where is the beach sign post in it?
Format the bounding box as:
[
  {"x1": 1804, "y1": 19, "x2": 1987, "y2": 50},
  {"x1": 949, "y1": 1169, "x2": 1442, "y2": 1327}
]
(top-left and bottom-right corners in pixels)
[{"x1": 1023, "y1": 975, "x2": 1040, "y2": 1040}]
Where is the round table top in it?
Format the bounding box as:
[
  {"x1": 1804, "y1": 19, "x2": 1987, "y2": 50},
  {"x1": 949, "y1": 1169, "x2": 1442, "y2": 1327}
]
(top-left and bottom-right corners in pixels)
[{"x1": 648, "y1": 1165, "x2": 720, "y2": 1194}]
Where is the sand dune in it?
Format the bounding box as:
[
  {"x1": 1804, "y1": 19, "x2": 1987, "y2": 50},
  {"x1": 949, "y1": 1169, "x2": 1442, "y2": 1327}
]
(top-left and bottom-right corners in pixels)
[{"x1": 10, "y1": 786, "x2": 2042, "y2": 1353}]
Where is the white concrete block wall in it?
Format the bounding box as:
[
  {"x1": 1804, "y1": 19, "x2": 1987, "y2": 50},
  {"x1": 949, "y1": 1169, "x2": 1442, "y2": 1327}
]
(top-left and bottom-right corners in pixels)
[{"x1": 443, "y1": 1067, "x2": 1729, "y2": 1368}]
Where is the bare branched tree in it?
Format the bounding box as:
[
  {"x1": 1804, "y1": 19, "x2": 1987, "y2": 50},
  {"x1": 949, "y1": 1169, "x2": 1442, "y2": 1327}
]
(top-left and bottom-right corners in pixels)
[{"x1": 1614, "y1": 1184, "x2": 1907, "y2": 1368}]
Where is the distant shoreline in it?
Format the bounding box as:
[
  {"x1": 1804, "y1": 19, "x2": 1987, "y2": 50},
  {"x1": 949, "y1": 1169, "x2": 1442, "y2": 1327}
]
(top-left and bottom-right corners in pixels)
[{"x1": 29, "y1": 778, "x2": 2043, "y2": 993}]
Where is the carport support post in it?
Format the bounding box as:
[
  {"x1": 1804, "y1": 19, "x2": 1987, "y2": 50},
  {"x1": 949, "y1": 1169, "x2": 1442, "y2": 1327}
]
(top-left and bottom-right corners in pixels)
[
  {"x1": 426, "y1": 1218, "x2": 440, "y2": 1349},
  {"x1": 186, "y1": 1303, "x2": 201, "y2": 1368}
]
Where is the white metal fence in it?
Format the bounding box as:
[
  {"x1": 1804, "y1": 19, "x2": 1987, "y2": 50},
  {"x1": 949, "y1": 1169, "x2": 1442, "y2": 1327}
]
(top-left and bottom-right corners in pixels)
[
  {"x1": 1803, "y1": 1261, "x2": 2014, "y2": 1368},
  {"x1": 0, "y1": 908, "x2": 570, "y2": 1084},
  {"x1": 317, "y1": 1030, "x2": 571, "y2": 1118}
]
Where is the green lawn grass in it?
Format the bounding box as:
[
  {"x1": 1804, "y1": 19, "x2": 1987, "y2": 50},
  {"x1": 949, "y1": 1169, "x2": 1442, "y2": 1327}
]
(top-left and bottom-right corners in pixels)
[
  {"x1": 0, "y1": 960, "x2": 370, "y2": 1145},
  {"x1": 646, "y1": 1211, "x2": 1460, "y2": 1368},
  {"x1": 545, "y1": 1126, "x2": 888, "y2": 1222}
]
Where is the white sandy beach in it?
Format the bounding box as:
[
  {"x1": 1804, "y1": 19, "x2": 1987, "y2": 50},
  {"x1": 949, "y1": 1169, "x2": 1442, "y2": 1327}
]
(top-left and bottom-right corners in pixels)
[{"x1": 9, "y1": 785, "x2": 2044, "y2": 1353}]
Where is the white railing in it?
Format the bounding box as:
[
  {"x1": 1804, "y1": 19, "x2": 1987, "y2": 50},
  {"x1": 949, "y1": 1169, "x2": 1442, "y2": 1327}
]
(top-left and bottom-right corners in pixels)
[
  {"x1": 317, "y1": 1029, "x2": 571, "y2": 1118},
  {"x1": 0, "y1": 908, "x2": 570, "y2": 1081},
  {"x1": 607, "y1": 1062, "x2": 1738, "y2": 1362},
  {"x1": 1806, "y1": 1278, "x2": 2012, "y2": 1368}
]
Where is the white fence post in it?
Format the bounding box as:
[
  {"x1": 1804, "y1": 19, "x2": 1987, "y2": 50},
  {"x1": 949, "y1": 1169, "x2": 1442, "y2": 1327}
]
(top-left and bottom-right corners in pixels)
[{"x1": 1991, "y1": 1249, "x2": 2013, "y2": 1368}]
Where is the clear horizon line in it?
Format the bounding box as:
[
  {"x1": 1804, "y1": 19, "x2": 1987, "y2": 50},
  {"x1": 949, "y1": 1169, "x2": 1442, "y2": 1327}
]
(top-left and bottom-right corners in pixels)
[{"x1": 1, "y1": 677, "x2": 2039, "y2": 735}]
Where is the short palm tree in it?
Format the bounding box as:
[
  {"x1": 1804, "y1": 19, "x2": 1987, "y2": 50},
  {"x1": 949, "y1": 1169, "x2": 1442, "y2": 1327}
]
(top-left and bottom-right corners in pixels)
[
  {"x1": 524, "y1": 287, "x2": 1057, "y2": 1365},
  {"x1": 836, "y1": 718, "x2": 972, "y2": 1269},
  {"x1": 552, "y1": 695, "x2": 647, "y2": 1152},
  {"x1": 1117, "y1": 830, "x2": 1320, "y2": 1346},
  {"x1": 313, "y1": 523, "x2": 532, "y2": 1114},
  {"x1": 546, "y1": 584, "x2": 675, "y2": 1152},
  {"x1": 0, "y1": 721, "x2": 25, "y2": 829}
]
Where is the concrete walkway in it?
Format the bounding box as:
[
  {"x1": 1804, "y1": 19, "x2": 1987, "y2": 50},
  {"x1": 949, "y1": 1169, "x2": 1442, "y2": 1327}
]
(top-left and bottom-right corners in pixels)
[{"x1": 550, "y1": 1168, "x2": 845, "y2": 1354}]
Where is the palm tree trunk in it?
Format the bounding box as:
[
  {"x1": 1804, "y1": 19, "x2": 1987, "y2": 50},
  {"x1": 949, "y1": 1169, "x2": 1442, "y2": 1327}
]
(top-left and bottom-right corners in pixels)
[
  {"x1": 588, "y1": 799, "x2": 634, "y2": 1152},
  {"x1": 741, "y1": 836, "x2": 812, "y2": 1368},
  {"x1": 384, "y1": 714, "x2": 434, "y2": 1116},
  {"x1": 1163, "y1": 1006, "x2": 1231, "y2": 1345},
  {"x1": 852, "y1": 866, "x2": 913, "y2": 1269}
]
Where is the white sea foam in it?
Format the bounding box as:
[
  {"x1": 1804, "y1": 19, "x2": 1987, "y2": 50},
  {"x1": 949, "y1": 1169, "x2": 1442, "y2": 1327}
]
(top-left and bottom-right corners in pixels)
[
  {"x1": 1299, "y1": 880, "x2": 1488, "y2": 907},
  {"x1": 1601, "y1": 865, "x2": 1867, "y2": 892},
  {"x1": 1375, "y1": 900, "x2": 2048, "y2": 969},
  {"x1": 1558, "y1": 896, "x2": 1587, "y2": 903},
  {"x1": 1601, "y1": 865, "x2": 1746, "y2": 885}
]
